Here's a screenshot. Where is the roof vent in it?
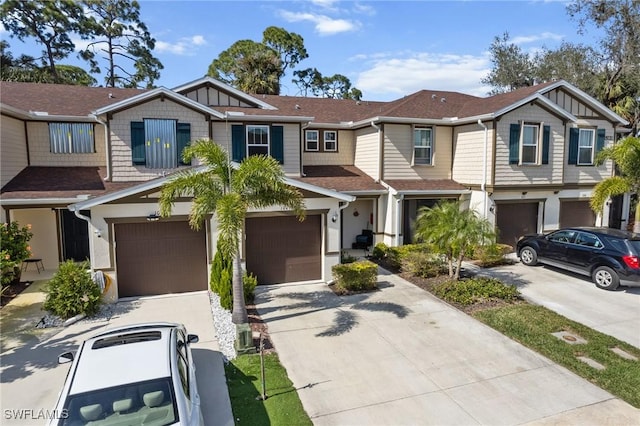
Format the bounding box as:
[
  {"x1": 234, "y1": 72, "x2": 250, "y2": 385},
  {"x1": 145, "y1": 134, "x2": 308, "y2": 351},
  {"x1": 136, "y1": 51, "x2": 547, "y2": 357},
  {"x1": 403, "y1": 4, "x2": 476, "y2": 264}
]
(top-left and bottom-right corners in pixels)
[
  {"x1": 356, "y1": 101, "x2": 361, "y2": 105},
  {"x1": 295, "y1": 104, "x2": 301, "y2": 110},
  {"x1": 108, "y1": 93, "x2": 114, "y2": 98},
  {"x1": 431, "y1": 94, "x2": 437, "y2": 100},
  {"x1": 440, "y1": 97, "x2": 446, "y2": 103}
]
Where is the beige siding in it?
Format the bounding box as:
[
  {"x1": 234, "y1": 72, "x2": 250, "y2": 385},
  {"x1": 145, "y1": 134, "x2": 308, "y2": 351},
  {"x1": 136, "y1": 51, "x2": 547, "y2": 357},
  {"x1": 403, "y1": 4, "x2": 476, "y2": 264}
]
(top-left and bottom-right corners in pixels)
[
  {"x1": 25, "y1": 121, "x2": 106, "y2": 167},
  {"x1": 110, "y1": 98, "x2": 209, "y2": 182},
  {"x1": 354, "y1": 127, "x2": 380, "y2": 180},
  {"x1": 1, "y1": 115, "x2": 28, "y2": 187},
  {"x1": 494, "y1": 104, "x2": 565, "y2": 186},
  {"x1": 303, "y1": 130, "x2": 354, "y2": 166},
  {"x1": 383, "y1": 124, "x2": 452, "y2": 180},
  {"x1": 210, "y1": 121, "x2": 300, "y2": 176},
  {"x1": 452, "y1": 123, "x2": 493, "y2": 186},
  {"x1": 543, "y1": 89, "x2": 603, "y2": 119},
  {"x1": 564, "y1": 119, "x2": 614, "y2": 184},
  {"x1": 182, "y1": 86, "x2": 252, "y2": 107}
]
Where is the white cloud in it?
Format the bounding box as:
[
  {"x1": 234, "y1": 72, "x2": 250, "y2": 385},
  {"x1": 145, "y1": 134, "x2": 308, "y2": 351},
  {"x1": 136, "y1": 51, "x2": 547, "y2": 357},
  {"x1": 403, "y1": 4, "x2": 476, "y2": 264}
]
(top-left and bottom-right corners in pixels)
[
  {"x1": 355, "y1": 52, "x2": 493, "y2": 100},
  {"x1": 155, "y1": 35, "x2": 207, "y2": 56},
  {"x1": 279, "y1": 10, "x2": 360, "y2": 35},
  {"x1": 511, "y1": 32, "x2": 564, "y2": 45}
]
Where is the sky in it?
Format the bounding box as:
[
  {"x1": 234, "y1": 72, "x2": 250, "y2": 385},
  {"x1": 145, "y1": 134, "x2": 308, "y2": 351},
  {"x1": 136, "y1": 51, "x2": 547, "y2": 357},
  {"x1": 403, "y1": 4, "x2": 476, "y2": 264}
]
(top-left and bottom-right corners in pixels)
[{"x1": 1, "y1": 0, "x2": 605, "y2": 101}]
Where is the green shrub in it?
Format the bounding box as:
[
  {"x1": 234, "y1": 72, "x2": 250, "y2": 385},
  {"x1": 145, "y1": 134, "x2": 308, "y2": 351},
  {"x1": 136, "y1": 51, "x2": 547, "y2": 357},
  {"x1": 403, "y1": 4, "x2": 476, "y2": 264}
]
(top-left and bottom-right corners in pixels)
[
  {"x1": 44, "y1": 261, "x2": 102, "y2": 319},
  {"x1": 471, "y1": 243, "x2": 514, "y2": 267},
  {"x1": 386, "y1": 243, "x2": 430, "y2": 270},
  {"x1": 332, "y1": 260, "x2": 378, "y2": 292},
  {"x1": 1, "y1": 222, "x2": 33, "y2": 286},
  {"x1": 243, "y1": 272, "x2": 258, "y2": 304},
  {"x1": 433, "y1": 277, "x2": 520, "y2": 306},
  {"x1": 371, "y1": 242, "x2": 389, "y2": 260},
  {"x1": 340, "y1": 250, "x2": 357, "y2": 264},
  {"x1": 210, "y1": 244, "x2": 233, "y2": 310},
  {"x1": 401, "y1": 251, "x2": 447, "y2": 278}
]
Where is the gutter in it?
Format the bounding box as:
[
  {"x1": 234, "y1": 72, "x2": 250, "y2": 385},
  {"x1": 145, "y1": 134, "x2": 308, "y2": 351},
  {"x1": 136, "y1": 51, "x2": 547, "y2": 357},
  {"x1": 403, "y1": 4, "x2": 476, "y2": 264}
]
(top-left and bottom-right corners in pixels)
[
  {"x1": 301, "y1": 121, "x2": 311, "y2": 177},
  {"x1": 371, "y1": 121, "x2": 382, "y2": 182},
  {"x1": 477, "y1": 119, "x2": 489, "y2": 218}
]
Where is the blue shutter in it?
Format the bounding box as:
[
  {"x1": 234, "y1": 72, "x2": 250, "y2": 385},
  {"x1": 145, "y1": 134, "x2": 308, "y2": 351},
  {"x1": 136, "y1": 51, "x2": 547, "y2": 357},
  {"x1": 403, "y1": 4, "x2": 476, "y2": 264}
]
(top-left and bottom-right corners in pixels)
[
  {"x1": 177, "y1": 123, "x2": 191, "y2": 166},
  {"x1": 131, "y1": 122, "x2": 145, "y2": 165},
  {"x1": 542, "y1": 125, "x2": 550, "y2": 165},
  {"x1": 271, "y1": 125, "x2": 284, "y2": 164},
  {"x1": 231, "y1": 125, "x2": 245, "y2": 162},
  {"x1": 568, "y1": 128, "x2": 579, "y2": 165},
  {"x1": 595, "y1": 128, "x2": 605, "y2": 154},
  {"x1": 509, "y1": 123, "x2": 520, "y2": 164}
]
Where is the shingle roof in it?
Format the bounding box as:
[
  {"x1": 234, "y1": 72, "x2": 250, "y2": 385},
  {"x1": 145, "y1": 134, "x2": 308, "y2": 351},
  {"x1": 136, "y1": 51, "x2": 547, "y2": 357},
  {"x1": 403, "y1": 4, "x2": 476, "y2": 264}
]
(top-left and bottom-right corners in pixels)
[
  {"x1": 383, "y1": 179, "x2": 468, "y2": 192},
  {"x1": 297, "y1": 166, "x2": 386, "y2": 192}
]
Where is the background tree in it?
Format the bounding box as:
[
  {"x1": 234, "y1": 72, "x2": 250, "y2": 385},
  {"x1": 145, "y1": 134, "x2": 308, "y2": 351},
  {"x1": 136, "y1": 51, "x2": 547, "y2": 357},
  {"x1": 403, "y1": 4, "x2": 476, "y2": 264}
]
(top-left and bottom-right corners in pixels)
[
  {"x1": 0, "y1": 0, "x2": 86, "y2": 84},
  {"x1": 481, "y1": 32, "x2": 536, "y2": 94},
  {"x1": 414, "y1": 201, "x2": 495, "y2": 280},
  {"x1": 159, "y1": 141, "x2": 305, "y2": 327},
  {"x1": 80, "y1": 0, "x2": 162, "y2": 88},
  {"x1": 293, "y1": 67, "x2": 363, "y2": 100},
  {"x1": 534, "y1": 42, "x2": 602, "y2": 93},
  {"x1": 590, "y1": 136, "x2": 640, "y2": 233}
]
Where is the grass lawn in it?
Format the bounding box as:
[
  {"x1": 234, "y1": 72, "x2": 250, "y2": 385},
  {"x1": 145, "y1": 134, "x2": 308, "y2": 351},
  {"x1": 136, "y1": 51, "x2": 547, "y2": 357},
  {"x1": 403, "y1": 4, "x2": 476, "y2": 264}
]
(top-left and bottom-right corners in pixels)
[
  {"x1": 225, "y1": 353, "x2": 312, "y2": 426},
  {"x1": 473, "y1": 304, "x2": 640, "y2": 408}
]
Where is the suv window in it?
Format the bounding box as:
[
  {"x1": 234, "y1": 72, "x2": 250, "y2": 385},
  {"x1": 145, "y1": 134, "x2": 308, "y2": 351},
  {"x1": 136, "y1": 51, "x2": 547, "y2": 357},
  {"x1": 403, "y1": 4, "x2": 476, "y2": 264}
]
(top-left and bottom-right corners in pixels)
[
  {"x1": 176, "y1": 330, "x2": 190, "y2": 400},
  {"x1": 549, "y1": 230, "x2": 576, "y2": 244},
  {"x1": 575, "y1": 232, "x2": 603, "y2": 248}
]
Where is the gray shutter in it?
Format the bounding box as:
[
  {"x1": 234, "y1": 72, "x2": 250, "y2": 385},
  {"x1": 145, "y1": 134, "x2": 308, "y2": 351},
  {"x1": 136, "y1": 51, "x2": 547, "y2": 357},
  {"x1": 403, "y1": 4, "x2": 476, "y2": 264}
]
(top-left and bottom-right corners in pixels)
[{"x1": 509, "y1": 123, "x2": 520, "y2": 164}]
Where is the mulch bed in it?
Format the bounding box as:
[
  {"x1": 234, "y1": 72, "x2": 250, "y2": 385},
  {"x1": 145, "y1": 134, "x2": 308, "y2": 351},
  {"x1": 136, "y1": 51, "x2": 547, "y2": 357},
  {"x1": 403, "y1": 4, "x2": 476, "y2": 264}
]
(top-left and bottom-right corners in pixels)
[{"x1": 1, "y1": 281, "x2": 32, "y2": 308}]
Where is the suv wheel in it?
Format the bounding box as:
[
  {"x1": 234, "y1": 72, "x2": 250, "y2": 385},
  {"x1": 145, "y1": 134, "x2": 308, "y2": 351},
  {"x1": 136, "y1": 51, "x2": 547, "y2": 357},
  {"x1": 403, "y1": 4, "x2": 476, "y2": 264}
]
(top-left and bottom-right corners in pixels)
[
  {"x1": 592, "y1": 266, "x2": 620, "y2": 290},
  {"x1": 519, "y1": 246, "x2": 538, "y2": 266}
]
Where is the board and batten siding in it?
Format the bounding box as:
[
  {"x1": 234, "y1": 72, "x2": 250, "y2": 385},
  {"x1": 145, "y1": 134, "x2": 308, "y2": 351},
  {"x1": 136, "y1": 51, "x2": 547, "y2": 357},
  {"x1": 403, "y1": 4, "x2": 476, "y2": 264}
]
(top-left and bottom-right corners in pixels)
[
  {"x1": 181, "y1": 86, "x2": 253, "y2": 108},
  {"x1": 382, "y1": 124, "x2": 452, "y2": 180},
  {"x1": 109, "y1": 98, "x2": 209, "y2": 182},
  {"x1": 354, "y1": 126, "x2": 380, "y2": 181},
  {"x1": 303, "y1": 130, "x2": 355, "y2": 166},
  {"x1": 1, "y1": 115, "x2": 28, "y2": 187},
  {"x1": 210, "y1": 121, "x2": 300, "y2": 176},
  {"x1": 563, "y1": 118, "x2": 614, "y2": 184},
  {"x1": 543, "y1": 89, "x2": 601, "y2": 119},
  {"x1": 452, "y1": 123, "x2": 493, "y2": 186},
  {"x1": 25, "y1": 121, "x2": 106, "y2": 167},
  {"x1": 494, "y1": 104, "x2": 564, "y2": 186}
]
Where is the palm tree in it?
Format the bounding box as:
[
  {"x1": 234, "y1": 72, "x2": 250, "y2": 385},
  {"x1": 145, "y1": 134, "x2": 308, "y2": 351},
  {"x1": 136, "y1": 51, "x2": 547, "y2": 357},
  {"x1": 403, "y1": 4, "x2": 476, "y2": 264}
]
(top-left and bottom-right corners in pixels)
[
  {"x1": 414, "y1": 201, "x2": 495, "y2": 280},
  {"x1": 159, "y1": 139, "x2": 305, "y2": 324},
  {"x1": 590, "y1": 136, "x2": 640, "y2": 233}
]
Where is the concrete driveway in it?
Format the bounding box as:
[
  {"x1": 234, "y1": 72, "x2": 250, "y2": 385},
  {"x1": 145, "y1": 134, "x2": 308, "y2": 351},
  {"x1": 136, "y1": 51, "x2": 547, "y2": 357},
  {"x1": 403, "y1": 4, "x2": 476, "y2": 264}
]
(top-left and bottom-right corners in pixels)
[
  {"x1": 478, "y1": 259, "x2": 640, "y2": 349},
  {"x1": 255, "y1": 269, "x2": 639, "y2": 425},
  {"x1": 0, "y1": 291, "x2": 233, "y2": 426}
]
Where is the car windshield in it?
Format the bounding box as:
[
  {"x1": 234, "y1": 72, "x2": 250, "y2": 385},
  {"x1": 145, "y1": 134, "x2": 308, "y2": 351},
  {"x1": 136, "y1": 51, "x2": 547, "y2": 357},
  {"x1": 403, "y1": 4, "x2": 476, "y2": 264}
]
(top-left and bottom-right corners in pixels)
[{"x1": 60, "y1": 377, "x2": 178, "y2": 426}]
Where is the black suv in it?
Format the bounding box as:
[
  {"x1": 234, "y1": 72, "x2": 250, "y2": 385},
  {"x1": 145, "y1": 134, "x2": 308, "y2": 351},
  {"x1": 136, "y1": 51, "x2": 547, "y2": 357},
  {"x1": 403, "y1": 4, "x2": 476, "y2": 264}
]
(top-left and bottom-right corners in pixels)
[{"x1": 516, "y1": 227, "x2": 640, "y2": 290}]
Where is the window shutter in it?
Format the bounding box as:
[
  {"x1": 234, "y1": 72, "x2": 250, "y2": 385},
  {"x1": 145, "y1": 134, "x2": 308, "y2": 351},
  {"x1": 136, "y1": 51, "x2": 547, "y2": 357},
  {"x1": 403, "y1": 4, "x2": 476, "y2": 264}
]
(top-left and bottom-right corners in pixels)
[
  {"x1": 509, "y1": 123, "x2": 520, "y2": 164},
  {"x1": 131, "y1": 121, "x2": 145, "y2": 165},
  {"x1": 542, "y1": 125, "x2": 550, "y2": 164},
  {"x1": 176, "y1": 123, "x2": 191, "y2": 166},
  {"x1": 271, "y1": 125, "x2": 284, "y2": 164},
  {"x1": 595, "y1": 128, "x2": 605, "y2": 154},
  {"x1": 568, "y1": 127, "x2": 579, "y2": 165},
  {"x1": 231, "y1": 125, "x2": 245, "y2": 162}
]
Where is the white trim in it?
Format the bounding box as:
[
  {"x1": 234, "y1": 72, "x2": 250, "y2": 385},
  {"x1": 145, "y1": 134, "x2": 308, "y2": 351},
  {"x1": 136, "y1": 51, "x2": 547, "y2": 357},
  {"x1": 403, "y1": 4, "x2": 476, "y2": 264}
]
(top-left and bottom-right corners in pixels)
[{"x1": 305, "y1": 130, "x2": 319, "y2": 151}]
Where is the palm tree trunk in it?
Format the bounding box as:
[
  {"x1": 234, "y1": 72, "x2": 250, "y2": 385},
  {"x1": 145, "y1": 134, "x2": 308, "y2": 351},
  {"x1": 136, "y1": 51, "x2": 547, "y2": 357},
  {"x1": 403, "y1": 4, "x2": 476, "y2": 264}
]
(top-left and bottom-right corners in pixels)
[{"x1": 231, "y1": 252, "x2": 248, "y2": 324}]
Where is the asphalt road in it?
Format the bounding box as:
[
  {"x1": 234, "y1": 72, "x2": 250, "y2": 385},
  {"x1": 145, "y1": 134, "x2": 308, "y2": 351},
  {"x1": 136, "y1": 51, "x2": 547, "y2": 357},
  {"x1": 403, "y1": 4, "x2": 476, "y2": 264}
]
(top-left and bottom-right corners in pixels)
[{"x1": 478, "y1": 258, "x2": 640, "y2": 349}]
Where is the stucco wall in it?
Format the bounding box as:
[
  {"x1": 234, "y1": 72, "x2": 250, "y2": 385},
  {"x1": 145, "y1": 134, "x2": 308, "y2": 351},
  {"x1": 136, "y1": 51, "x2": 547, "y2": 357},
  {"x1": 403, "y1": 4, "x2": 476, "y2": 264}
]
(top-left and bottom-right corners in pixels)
[
  {"x1": 10, "y1": 208, "x2": 59, "y2": 270},
  {"x1": 1, "y1": 115, "x2": 28, "y2": 187}
]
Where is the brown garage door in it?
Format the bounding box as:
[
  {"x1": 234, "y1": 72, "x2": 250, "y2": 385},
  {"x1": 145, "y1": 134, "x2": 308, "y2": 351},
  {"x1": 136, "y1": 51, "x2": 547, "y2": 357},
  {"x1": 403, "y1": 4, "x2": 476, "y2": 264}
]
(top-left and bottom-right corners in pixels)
[
  {"x1": 245, "y1": 215, "x2": 321, "y2": 285},
  {"x1": 115, "y1": 221, "x2": 207, "y2": 297},
  {"x1": 496, "y1": 202, "x2": 539, "y2": 247},
  {"x1": 559, "y1": 200, "x2": 596, "y2": 228}
]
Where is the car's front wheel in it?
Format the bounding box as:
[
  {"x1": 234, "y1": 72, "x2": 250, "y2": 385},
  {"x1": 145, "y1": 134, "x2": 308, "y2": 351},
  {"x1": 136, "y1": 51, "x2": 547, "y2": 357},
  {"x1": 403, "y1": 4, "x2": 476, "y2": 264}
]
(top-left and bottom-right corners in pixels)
[
  {"x1": 592, "y1": 266, "x2": 620, "y2": 290},
  {"x1": 519, "y1": 246, "x2": 538, "y2": 266}
]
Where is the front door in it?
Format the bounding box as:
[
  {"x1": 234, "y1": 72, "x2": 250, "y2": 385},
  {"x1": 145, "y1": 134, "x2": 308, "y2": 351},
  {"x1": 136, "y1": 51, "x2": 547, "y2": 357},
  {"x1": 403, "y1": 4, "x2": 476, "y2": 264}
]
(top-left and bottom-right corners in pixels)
[{"x1": 61, "y1": 209, "x2": 90, "y2": 262}]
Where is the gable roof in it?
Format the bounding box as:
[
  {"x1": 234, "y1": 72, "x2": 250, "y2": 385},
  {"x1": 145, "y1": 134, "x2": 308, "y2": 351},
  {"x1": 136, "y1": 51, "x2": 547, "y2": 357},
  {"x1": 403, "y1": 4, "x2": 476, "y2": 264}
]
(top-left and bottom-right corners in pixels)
[{"x1": 172, "y1": 76, "x2": 278, "y2": 110}]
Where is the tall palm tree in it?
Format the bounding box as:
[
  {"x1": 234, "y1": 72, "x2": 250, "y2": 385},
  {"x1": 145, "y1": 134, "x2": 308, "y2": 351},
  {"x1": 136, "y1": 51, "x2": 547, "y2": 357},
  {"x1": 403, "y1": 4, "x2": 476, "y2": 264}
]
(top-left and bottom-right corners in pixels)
[
  {"x1": 159, "y1": 139, "x2": 305, "y2": 324},
  {"x1": 414, "y1": 201, "x2": 495, "y2": 280},
  {"x1": 590, "y1": 136, "x2": 640, "y2": 233}
]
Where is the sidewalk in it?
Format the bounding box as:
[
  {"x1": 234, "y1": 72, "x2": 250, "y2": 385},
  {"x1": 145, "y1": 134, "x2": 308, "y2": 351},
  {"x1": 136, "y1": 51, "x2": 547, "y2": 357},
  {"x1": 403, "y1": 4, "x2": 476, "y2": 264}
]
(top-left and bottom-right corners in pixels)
[{"x1": 255, "y1": 268, "x2": 639, "y2": 425}]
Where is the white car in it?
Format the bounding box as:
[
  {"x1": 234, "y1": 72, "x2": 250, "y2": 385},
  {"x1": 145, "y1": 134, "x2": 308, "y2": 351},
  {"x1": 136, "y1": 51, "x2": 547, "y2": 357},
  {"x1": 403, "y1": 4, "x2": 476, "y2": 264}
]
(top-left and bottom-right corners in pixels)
[{"x1": 48, "y1": 322, "x2": 204, "y2": 426}]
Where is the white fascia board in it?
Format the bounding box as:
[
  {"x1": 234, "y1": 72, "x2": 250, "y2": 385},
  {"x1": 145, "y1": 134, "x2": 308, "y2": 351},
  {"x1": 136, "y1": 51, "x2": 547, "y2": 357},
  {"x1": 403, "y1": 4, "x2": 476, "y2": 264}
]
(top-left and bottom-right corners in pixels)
[
  {"x1": 306, "y1": 122, "x2": 353, "y2": 129},
  {"x1": 1, "y1": 103, "x2": 32, "y2": 119},
  {"x1": 1, "y1": 197, "x2": 90, "y2": 207},
  {"x1": 172, "y1": 76, "x2": 278, "y2": 110},
  {"x1": 285, "y1": 177, "x2": 355, "y2": 202},
  {"x1": 227, "y1": 114, "x2": 314, "y2": 123},
  {"x1": 541, "y1": 80, "x2": 629, "y2": 125},
  {"x1": 350, "y1": 116, "x2": 456, "y2": 129},
  {"x1": 494, "y1": 94, "x2": 577, "y2": 122},
  {"x1": 391, "y1": 189, "x2": 471, "y2": 196},
  {"x1": 344, "y1": 190, "x2": 388, "y2": 196},
  {"x1": 93, "y1": 87, "x2": 225, "y2": 119},
  {"x1": 1, "y1": 104, "x2": 99, "y2": 122}
]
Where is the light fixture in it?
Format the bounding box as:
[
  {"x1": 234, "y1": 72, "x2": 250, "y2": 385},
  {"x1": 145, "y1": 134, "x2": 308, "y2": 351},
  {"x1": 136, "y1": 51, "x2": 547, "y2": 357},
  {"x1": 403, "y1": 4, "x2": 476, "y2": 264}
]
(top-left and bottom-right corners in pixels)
[
  {"x1": 147, "y1": 212, "x2": 160, "y2": 222},
  {"x1": 331, "y1": 212, "x2": 338, "y2": 223},
  {"x1": 522, "y1": 191, "x2": 528, "y2": 196}
]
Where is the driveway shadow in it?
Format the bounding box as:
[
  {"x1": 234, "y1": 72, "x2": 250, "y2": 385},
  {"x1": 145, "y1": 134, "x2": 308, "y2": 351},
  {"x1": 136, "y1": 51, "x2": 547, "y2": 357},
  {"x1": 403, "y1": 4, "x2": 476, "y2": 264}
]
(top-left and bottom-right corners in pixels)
[{"x1": 192, "y1": 347, "x2": 234, "y2": 426}]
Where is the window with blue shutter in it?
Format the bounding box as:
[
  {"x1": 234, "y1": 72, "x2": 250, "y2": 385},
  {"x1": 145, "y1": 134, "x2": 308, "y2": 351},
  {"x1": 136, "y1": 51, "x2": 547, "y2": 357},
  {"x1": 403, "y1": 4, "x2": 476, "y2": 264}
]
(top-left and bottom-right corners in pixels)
[
  {"x1": 176, "y1": 123, "x2": 191, "y2": 166},
  {"x1": 231, "y1": 124, "x2": 246, "y2": 162},
  {"x1": 271, "y1": 125, "x2": 284, "y2": 164},
  {"x1": 131, "y1": 121, "x2": 146, "y2": 165},
  {"x1": 542, "y1": 125, "x2": 550, "y2": 164},
  {"x1": 509, "y1": 123, "x2": 520, "y2": 164}
]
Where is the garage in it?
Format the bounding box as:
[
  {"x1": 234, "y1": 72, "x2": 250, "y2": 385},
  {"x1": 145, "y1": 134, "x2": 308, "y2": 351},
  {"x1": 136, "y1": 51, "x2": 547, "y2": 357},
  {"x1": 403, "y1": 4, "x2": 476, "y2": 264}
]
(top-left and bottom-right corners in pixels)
[
  {"x1": 115, "y1": 221, "x2": 208, "y2": 297},
  {"x1": 559, "y1": 200, "x2": 596, "y2": 228},
  {"x1": 245, "y1": 215, "x2": 322, "y2": 285},
  {"x1": 496, "y1": 202, "x2": 539, "y2": 247}
]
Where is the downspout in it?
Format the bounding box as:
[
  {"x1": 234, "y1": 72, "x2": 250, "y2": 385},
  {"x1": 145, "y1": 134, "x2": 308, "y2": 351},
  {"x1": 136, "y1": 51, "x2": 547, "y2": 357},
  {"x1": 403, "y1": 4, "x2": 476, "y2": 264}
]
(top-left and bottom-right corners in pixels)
[
  {"x1": 371, "y1": 121, "x2": 382, "y2": 182},
  {"x1": 477, "y1": 119, "x2": 489, "y2": 218},
  {"x1": 93, "y1": 115, "x2": 111, "y2": 181},
  {"x1": 396, "y1": 194, "x2": 403, "y2": 246},
  {"x1": 301, "y1": 121, "x2": 311, "y2": 176}
]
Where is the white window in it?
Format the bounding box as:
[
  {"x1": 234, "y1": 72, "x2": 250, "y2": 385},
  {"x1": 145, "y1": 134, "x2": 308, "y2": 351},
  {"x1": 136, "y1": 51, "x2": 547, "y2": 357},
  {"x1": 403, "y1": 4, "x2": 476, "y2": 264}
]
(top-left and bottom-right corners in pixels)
[
  {"x1": 49, "y1": 123, "x2": 95, "y2": 154},
  {"x1": 247, "y1": 125, "x2": 269, "y2": 157},
  {"x1": 578, "y1": 128, "x2": 595, "y2": 165},
  {"x1": 413, "y1": 127, "x2": 432, "y2": 165},
  {"x1": 520, "y1": 124, "x2": 539, "y2": 164},
  {"x1": 324, "y1": 131, "x2": 337, "y2": 151},
  {"x1": 305, "y1": 130, "x2": 319, "y2": 151}
]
